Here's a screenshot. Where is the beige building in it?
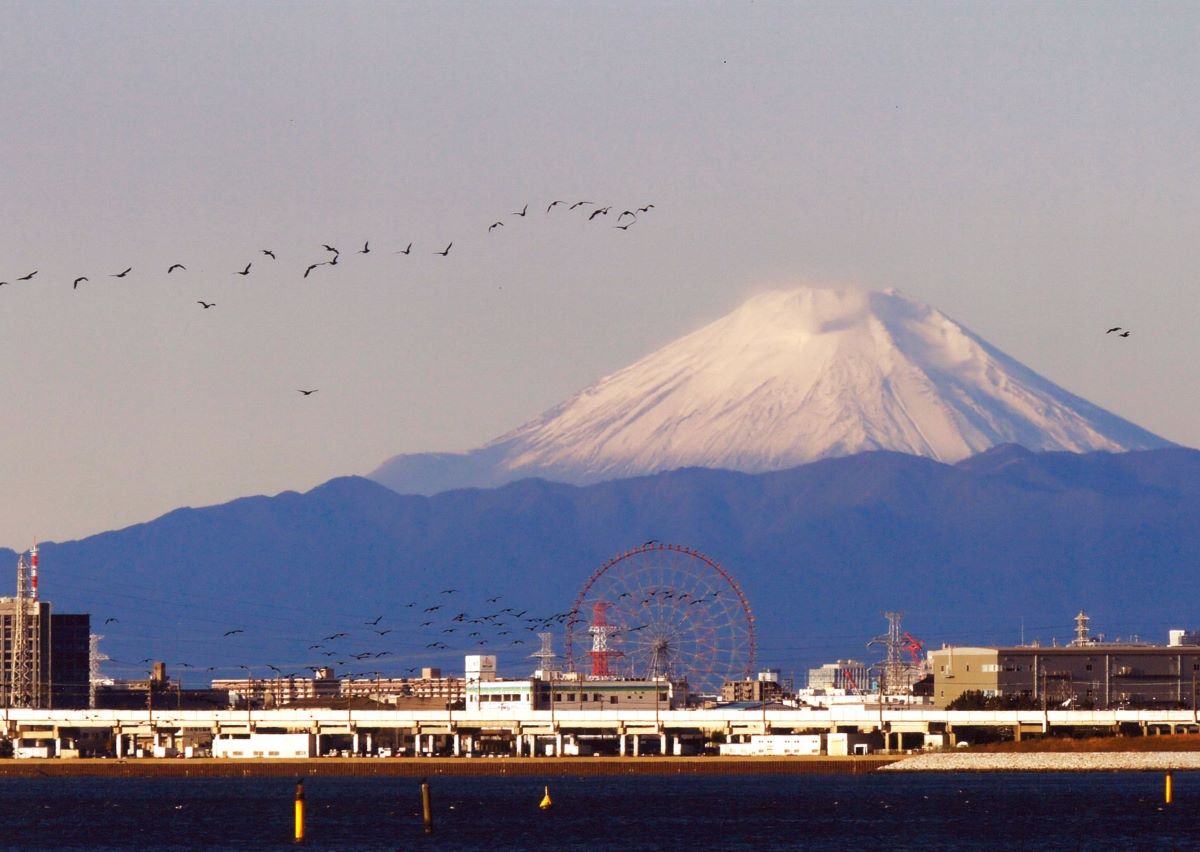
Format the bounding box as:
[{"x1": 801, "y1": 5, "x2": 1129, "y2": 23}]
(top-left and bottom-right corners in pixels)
[{"x1": 931, "y1": 644, "x2": 1200, "y2": 709}]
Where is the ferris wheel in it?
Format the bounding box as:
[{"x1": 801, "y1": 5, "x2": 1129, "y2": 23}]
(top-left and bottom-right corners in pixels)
[{"x1": 564, "y1": 543, "x2": 756, "y2": 694}]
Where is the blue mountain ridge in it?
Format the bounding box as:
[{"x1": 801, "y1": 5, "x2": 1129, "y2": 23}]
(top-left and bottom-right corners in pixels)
[{"x1": 6, "y1": 445, "x2": 1199, "y2": 685}]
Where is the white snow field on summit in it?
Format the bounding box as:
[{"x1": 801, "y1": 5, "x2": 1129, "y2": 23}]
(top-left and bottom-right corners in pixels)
[{"x1": 371, "y1": 287, "x2": 1173, "y2": 495}]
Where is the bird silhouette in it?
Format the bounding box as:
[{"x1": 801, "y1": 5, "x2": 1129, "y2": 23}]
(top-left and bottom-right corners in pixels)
[
  {"x1": 73, "y1": 277, "x2": 88, "y2": 289},
  {"x1": 513, "y1": 205, "x2": 527, "y2": 217},
  {"x1": 322, "y1": 245, "x2": 338, "y2": 254},
  {"x1": 489, "y1": 221, "x2": 504, "y2": 232},
  {"x1": 435, "y1": 243, "x2": 452, "y2": 256},
  {"x1": 618, "y1": 210, "x2": 636, "y2": 220},
  {"x1": 297, "y1": 389, "x2": 318, "y2": 396},
  {"x1": 223, "y1": 629, "x2": 244, "y2": 636},
  {"x1": 324, "y1": 632, "x2": 347, "y2": 640},
  {"x1": 588, "y1": 207, "x2": 610, "y2": 220},
  {"x1": 1106, "y1": 327, "x2": 1123, "y2": 334},
  {"x1": 365, "y1": 616, "x2": 383, "y2": 625},
  {"x1": 235, "y1": 263, "x2": 251, "y2": 276},
  {"x1": 262, "y1": 250, "x2": 276, "y2": 259},
  {"x1": 197, "y1": 301, "x2": 215, "y2": 309},
  {"x1": 167, "y1": 264, "x2": 186, "y2": 273},
  {"x1": 358, "y1": 241, "x2": 370, "y2": 254},
  {"x1": 614, "y1": 223, "x2": 633, "y2": 230},
  {"x1": 328, "y1": 254, "x2": 339, "y2": 266},
  {"x1": 304, "y1": 263, "x2": 321, "y2": 279},
  {"x1": 1119, "y1": 331, "x2": 1131, "y2": 338},
  {"x1": 374, "y1": 629, "x2": 393, "y2": 636},
  {"x1": 636, "y1": 204, "x2": 655, "y2": 213},
  {"x1": 546, "y1": 200, "x2": 565, "y2": 212},
  {"x1": 104, "y1": 617, "x2": 118, "y2": 624},
  {"x1": 17, "y1": 271, "x2": 38, "y2": 281},
  {"x1": 569, "y1": 201, "x2": 592, "y2": 210},
  {"x1": 397, "y1": 243, "x2": 412, "y2": 255},
  {"x1": 112, "y1": 268, "x2": 132, "y2": 278}
]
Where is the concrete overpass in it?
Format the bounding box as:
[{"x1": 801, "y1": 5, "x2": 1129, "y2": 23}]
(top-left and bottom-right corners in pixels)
[{"x1": 4, "y1": 705, "x2": 1198, "y2": 757}]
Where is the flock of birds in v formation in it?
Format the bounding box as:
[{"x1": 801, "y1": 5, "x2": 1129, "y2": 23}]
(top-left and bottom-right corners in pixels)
[{"x1": 2, "y1": 198, "x2": 656, "y2": 396}]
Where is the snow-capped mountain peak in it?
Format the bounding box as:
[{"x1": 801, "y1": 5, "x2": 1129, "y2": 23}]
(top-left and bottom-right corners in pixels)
[{"x1": 371, "y1": 287, "x2": 1172, "y2": 493}]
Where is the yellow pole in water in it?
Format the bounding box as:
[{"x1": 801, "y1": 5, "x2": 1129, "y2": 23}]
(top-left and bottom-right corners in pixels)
[
  {"x1": 1165, "y1": 772, "x2": 1173, "y2": 804},
  {"x1": 294, "y1": 779, "x2": 305, "y2": 843},
  {"x1": 421, "y1": 779, "x2": 433, "y2": 835},
  {"x1": 539, "y1": 785, "x2": 553, "y2": 810}
]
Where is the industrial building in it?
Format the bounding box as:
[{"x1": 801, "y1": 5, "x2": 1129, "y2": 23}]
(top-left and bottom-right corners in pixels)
[
  {"x1": 931, "y1": 612, "x2": 1200, "y2": 709},
  {"x1": 463, "y1": 654, "x2": 677, "y2": 713},
  {"x1": 0, "y1": 545, "x2": 91, "y2": 709},
  {"x1": 807, "y1": 660, "x2": 870, "y2": 692}
]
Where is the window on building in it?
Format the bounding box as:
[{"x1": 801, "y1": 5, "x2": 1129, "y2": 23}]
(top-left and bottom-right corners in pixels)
[
  {"x1": 610, "y1": 696, "x2": 618, "y2": 704},
  {"x1": 593, "y1": 693, "x2": 603, "y2": 702},
  {"x1": 566, "y1": 693, "x2": 576, "y2": 702}
]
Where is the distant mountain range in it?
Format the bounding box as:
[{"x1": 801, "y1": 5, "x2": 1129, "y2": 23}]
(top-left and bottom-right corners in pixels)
[
  {"x1": 371, "y1": 288, "x2": 1173, "y2": 494},
  {"x1": 10, "y1": 446, "x2": 1199, "y2": 685}
]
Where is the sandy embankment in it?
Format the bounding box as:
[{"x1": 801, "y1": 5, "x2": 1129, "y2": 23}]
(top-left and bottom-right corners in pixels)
[{"x1": 885, "y1": 752, "x2": 1200, "y2": 772}]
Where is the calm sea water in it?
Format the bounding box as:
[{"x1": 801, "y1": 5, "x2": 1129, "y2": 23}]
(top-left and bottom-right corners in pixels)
[{"x1": 0, "y1": 772, "x2": 1193, "y2": 850}]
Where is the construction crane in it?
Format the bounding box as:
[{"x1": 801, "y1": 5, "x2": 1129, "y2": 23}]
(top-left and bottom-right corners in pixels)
[{"x1": 902, "y1": 631, "x2": 925, "y2": 669}]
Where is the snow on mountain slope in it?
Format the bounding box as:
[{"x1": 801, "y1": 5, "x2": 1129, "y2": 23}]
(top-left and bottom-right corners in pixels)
[{"x1": 371, "y1": 287, "x2": 1173, "y2": 494}]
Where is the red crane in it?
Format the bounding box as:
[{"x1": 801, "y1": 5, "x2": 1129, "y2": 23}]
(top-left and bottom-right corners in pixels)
[{"x1": 902, "y1": 631, "x2": 925, "y2": 668}]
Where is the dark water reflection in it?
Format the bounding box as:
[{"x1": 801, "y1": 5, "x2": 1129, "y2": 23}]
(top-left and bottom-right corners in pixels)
[{"x1": 0, "y1": 772, "x2": 1193, "y2": 850}]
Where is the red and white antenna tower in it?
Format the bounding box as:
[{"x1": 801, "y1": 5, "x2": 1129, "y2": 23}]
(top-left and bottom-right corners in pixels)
[{"x1": 587, "y1": 601, "x2": 623, "y2": 678}]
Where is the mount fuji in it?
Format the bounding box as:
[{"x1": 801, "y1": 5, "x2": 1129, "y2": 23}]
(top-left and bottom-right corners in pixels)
[{"x1": 371, "y1": 287, "x2": 1173, "y2": 494}]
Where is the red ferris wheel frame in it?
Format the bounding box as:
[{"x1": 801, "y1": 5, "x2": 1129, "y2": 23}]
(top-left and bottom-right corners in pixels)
[{"x1": 564, "y1": 543, "x2": 757, "y2": 689}]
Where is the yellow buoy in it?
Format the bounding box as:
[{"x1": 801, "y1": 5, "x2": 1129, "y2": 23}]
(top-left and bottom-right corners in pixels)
[
  {"x1": 1165, "y1": 772, "x2": 1173, "y2": 804},
  {"x1": 539, "y1": 785, "x2": 553, "y2": 810}
]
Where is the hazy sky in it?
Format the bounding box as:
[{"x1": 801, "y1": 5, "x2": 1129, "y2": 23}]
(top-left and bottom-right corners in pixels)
[{"x1": 3, "y1": 1, "x2": 1198, "y2": 548}]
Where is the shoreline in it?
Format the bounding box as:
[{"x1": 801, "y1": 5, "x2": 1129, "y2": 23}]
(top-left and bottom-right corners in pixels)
[
  {"x1": 885, "y1": 752, "x2": 1200, "y2": 772},
  {"x1": 0, "y1": 755, "x2": 900, "y2": 778}
]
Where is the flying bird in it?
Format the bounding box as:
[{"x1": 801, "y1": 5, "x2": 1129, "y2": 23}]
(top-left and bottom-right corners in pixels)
[
  {"x1": 304, "y1": 263, "x2": 321, "y2": 278},
  {"x1": 546, "y1": 200, "x2": 565, "y2": 212},
  {"x1": 513, "y1": 205, "x2": 527, "y2": 217},
  {"x1": 636, "y1": 204, "x2": 655, "y2": 213},
  {"x1": 328, "y1": 254, "x2": 339, "y2": 266},
  {"x1": 222, "y1": 629, "x2": 244, "y2": 637},
  {"x1": 435, "y1": 243, "x2": 452, "y2": 256},
  {"x1": 358, "y1": 241, "x2": 370, "y2": 254},
  {"x1": 73, "y1": 277, "x2": 88, "y2": 289},
  {"x1": 374, "y1": 629, "x2": 393, "y2": 635},
  {"x1": 262, "y1": 250, "x2": 276, "y2": 259},
  {"x1": 112, "y1": 268, "x2": 132, "y2": 278},
  {"x1": 489, "y1": 221, "x2": 504, "y2": 232},
  {"x1": 197, "y1": 301, "x2": 215, "y2": 309},
  {"x1": 104, "y1": 617, "x2": 118, "y2": 624},
  {"x1": 297, "y1": 389, "x2": 318, "y2": 396},
  {"x1": 588, "y1": 207, "x2": 610, "y2": 220},
  {"x1": 235, "y1": 263, "x2": 251, "y2": 276},
  {"x1": 441, "y1": 588, "x2": 457, "y2": 594},
  {"x1": 1106, "y1": 327, "x2": 1123, "y2": 334},
  {"x1": 618, "y1": 210, "x2": 637, "y2": 220},
  {"x1": 167, "y1": 264, "x2": 186, "y2": 273},
  {"x1": 1119, "y1": 331, "x2": 1131, "y2": 337},
  {"x1": 397, "y1": 243, "x2": 412, "y2": 255},
  {"x1": 17, "y1": 271, "x2": 37, "y2": 281},
  {"x1": 324, "y1": 632, "x2": 347, "y2": 640},
  {"x1": 569, "y1": 201, "x2": 592, "y2": 210},
  {"x1": 614, "y1": 223, "x2": 634, "y2": 230},
  {"x1": 365, "y1": 616, "x2": 383, "y2": 625},
  {"x1": 322, "y1": 245, "x2": 339, "y2": 254}
]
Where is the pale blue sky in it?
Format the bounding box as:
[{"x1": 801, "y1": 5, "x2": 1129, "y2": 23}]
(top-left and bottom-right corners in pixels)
[{"x1": 2, "y1": 1, "x2": 1198, "y2": 546}]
